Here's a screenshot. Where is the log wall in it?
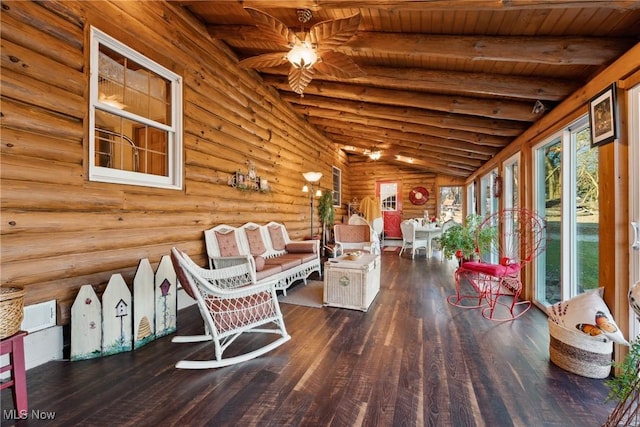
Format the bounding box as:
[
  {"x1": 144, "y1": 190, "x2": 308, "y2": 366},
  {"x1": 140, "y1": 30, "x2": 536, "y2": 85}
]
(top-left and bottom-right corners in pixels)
[
  {"x1": 345, "y1": 158, "x2": 441, "y2": 221},
  {"x1": 0, "y1": 0, "x2": 363, "y2": 322},
  {"x1": 0, "y1": 0, "x2": 471, "y2": 324}
]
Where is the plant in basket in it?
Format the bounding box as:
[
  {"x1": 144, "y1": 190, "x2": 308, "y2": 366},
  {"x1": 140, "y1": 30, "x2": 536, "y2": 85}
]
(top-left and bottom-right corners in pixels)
[{"x1": 438, "y1": 214, "x2": 496, "y2": 262}]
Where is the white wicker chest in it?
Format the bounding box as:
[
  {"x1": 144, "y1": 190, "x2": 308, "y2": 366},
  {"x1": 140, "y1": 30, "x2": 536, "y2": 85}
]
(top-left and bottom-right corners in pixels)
[{"x1": 323, "y1": 253, "x2": 381, "y2": 311}]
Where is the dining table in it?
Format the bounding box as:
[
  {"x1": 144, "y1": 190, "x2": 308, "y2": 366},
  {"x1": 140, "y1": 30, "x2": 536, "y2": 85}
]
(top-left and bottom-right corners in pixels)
[{"x1": 414, "y1": 223, "x2": 443, "y2": 258}]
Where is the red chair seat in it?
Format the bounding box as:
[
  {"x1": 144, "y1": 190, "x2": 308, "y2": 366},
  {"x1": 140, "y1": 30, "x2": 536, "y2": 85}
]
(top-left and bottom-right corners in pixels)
[{"x1": 459, "y1": 261, "x2": 521, "y2": 276}]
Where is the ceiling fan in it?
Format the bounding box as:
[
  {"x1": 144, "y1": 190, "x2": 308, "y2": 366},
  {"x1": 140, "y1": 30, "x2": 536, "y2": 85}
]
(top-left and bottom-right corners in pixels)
[{"x1": 238, "y1": 8, "x2": 364, "y2": 95}]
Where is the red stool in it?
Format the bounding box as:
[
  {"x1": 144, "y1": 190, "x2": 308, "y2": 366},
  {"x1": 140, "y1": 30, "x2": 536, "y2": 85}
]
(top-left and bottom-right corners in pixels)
[{"x1": 1, "y1": 331, "x2": 28, "y2": 413}]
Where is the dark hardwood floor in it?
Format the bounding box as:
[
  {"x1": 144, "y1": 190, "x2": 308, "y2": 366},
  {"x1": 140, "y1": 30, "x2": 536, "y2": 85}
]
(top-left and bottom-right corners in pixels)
[{"x1": 1, "y1": 252, "x2": 616, "y2": 426}]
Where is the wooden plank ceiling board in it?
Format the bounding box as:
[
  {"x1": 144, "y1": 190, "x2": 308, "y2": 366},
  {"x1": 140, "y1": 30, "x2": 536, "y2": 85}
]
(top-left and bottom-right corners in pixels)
[{"x1": 171, "y1": 0, "x2": 640, "y2": 177}]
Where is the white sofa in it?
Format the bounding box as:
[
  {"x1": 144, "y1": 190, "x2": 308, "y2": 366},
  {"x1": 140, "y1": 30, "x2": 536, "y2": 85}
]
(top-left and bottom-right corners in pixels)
[{"x1": 204, "y1": 221, "x2": 321, "y2": 294}]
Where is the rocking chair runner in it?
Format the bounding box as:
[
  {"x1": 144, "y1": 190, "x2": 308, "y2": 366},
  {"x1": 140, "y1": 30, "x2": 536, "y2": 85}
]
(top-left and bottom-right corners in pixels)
[
  {"x1": 170, "y1": 248, "x2": 290, "y2": 369},
  {"x1": 447, "y1": 208, "x2": 547, "y2": 321}
]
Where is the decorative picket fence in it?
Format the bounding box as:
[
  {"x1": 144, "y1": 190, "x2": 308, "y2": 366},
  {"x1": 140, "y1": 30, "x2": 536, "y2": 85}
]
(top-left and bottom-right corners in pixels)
[{"x1": 70, "y1": 255, "x2": 177, "y2": 361}]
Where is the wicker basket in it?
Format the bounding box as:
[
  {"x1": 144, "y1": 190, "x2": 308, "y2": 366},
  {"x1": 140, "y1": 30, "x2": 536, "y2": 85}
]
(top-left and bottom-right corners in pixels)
[
  {"x1": 548, "y1": 319, "x2": 613, "y2": 379},
  {"x1": 0, "y1": 286, "x2": 26, "y2": 339}
]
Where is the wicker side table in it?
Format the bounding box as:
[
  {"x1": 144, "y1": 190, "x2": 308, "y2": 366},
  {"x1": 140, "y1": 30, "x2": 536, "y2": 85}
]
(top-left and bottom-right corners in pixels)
[{"x1": 323, "y1": 254, "x2": 381, "y2": 311}]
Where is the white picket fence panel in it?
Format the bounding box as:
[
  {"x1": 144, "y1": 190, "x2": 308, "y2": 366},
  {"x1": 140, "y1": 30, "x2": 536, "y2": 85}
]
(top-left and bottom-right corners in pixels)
[{"x1": 71, "y1": 255, "x2": 177, "y2": 360}]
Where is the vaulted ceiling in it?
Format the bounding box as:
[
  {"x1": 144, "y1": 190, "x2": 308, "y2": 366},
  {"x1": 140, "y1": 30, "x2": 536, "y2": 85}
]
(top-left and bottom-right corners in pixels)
[{"x1": 173, "y1": 1, "x2": 640, "y2": 178}]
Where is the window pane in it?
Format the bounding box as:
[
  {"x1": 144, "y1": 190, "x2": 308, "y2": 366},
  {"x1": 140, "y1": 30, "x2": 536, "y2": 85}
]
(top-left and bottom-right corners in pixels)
[
  {"x1": 380, "y1": 183, "x2": 397, "y2": 210},
  {"x1": 439, "y1": 186, "x2": 462, "y2": 223},
  {"x1": 542, "y1": 139, "x2": 562, "y2": 304},
  {"x1": 99, "y1": 45, "x2": 171, "y2": 126},
  {"x1": 95, "y1": 110, "x2": 168, "y2": 177},
  {"x1": 575, "y1": 127, "x2": 599, "y2": 293}
]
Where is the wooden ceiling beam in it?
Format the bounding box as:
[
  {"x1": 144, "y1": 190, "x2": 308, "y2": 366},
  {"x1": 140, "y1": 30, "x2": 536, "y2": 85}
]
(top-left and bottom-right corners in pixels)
[
  {"x1": 319, "y1": 123, "x2": 498, "y2": 157},
  {"x1": 282, "y1": 93, "x2": 527, "y2": 137},
  {"x1": 179, "y1": 1, "x2": 640, "y2": 12},
  {"x1": 207, "y1": 25, "x2": 633, "y2": 66},
  {"x1": 331, "y1": 136, "x2": 485, "y2": 169},
  {"x1": 317, "y1": 124, "x2": 496, "y2": 160},
  {"x1": 290, "y1": 104, "x2": 511, "y2": 147},
  {"x1": 262, "y1": 65, "x2": 577, "y2": 102},
  {"x1": 351, "y1": 151, "x2": 473, "y2": 177},
  {"x1": 268, "y1": 77, "x2": 536, "y2": 121},
  {"x1": 347, "y1": 33, "x2": 633, "y2": 66}
]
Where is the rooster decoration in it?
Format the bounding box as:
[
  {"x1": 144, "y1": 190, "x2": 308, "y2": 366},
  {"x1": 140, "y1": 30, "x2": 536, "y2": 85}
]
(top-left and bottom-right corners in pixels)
[{"x1": 238, "y1": 8, "x2": 364, "y2": 95}]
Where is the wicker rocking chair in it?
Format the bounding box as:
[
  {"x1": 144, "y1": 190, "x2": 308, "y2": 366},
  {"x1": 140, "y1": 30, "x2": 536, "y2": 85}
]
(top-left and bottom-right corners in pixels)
[
  {"x1": 170, "y1": 247, "x2": 290, "y2": 369},
  {"x1": 447, "y1": 208, "x2": 547, "y2": 321}
]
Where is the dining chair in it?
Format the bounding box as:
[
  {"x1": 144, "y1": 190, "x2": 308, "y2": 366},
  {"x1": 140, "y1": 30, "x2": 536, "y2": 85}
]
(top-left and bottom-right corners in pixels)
[{"x1": 399, "y1": 220, "x2": 429, "y2": 258}]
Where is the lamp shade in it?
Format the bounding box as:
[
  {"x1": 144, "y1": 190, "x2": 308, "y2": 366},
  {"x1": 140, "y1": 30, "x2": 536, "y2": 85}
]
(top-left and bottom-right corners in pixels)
[
  {"x1": 287, "y1": 41, "x2": 317, "y2": 69},
  {"x1": 302, "y1": 171, "x2": 322, "y2": 183}
]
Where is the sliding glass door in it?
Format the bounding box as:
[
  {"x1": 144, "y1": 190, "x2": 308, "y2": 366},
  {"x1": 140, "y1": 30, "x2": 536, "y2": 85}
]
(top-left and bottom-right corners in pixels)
[{"x1": 533, "y1": 116, "x2": 599, "y2": 306}]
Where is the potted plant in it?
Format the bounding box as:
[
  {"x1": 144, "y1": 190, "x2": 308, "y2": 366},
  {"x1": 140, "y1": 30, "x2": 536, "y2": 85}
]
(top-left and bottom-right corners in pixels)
[
  {"x1": 438, "y1": 214, "x2": 495, "y2": 262},
  {"x1": 318, "y1": 190, "x2": 335, "y2": 253},
  {"x1": 604, "y1": 338, "x2": 640, "y2": 425}
]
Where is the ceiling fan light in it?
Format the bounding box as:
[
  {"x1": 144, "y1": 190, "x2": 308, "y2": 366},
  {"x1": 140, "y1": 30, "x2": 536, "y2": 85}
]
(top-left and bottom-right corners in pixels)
[
  {"x1": 369, "y1": 151, "x2": 382, "y2": 160},
  {"x1": 287, "y1": 41, "x2": 317, "y2": 69}
]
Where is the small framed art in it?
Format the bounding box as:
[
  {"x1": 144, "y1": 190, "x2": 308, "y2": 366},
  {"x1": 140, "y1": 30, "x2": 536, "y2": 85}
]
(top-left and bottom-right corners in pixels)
[{"x1": 589, "y1": 83, "x2": 617, "y2": 148}]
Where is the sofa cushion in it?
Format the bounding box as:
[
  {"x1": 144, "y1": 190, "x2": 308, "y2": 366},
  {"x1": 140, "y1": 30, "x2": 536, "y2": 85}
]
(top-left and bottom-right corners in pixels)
[
  {"x1": 255, "y1": 264, "x2": 281, "y2": 281},
  {"x1": 245, "y1": 227, "x2": 266, "y2": 256},
  {"x1": 268, "y1": 224, "x2": 287, "y2": 251},
  {"x1": 286, "y1": 241, "x2": 316, "y2": 253},
  {"x1": 215, "y1": 230, "x2": 240, "y2": 256},
  {"x1": 254, "y1": 256, "x2": 266, "y2": 272},
  {"x1": 264, "y1": 254, "x2": 302, "y2": 270},
  {"x1": 336, "y1": 224, "x2": 370, "y2": 243},
  {"x1": 290, "y1": 252, "x2": 317, "y2": 263},
  {"x1": 204, "y1": 291, "x2": 274, "y2": 334}
]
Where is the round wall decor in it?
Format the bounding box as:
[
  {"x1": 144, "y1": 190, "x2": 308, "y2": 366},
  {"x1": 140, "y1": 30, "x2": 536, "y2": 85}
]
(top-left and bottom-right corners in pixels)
[{"x1": 409, "y1": 187, "x2": 429, "y2": 205}]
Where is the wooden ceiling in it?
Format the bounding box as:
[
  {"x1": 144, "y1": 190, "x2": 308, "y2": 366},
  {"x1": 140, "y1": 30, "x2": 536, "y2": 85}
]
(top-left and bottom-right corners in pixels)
[{"x1": 173, "y1": 1, "x2": 640, "y2": 178}]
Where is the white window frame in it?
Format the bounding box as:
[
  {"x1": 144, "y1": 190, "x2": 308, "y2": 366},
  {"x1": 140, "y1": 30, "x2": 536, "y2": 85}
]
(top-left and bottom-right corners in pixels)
[
  {"x1": 503, "y1": 152, "x2": 520, "y2": 210},
  {"x1": 89, "y1": 27, "x2": 183, "y2": 190},
  {"x1": 533, "y1": 115, "x2": 598, "y2": 306},
  {"x1": 332, "y1": 166, "x2": 342, "y2": 207},
  {"x1": 629, "y1": 84, "x2": 640, "y2": 342},
  {"x1": 480, "y1": 168, "x2": 498, "y2": 219},
  {"x1": 466, "y1": 181, "x2": 476, "y2": 217}
]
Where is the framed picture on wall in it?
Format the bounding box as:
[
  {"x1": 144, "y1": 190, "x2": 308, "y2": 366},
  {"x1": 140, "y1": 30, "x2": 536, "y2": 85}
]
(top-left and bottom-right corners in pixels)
[{"x1": 589, "y1": 83, "x2": 618, "y2": 148}]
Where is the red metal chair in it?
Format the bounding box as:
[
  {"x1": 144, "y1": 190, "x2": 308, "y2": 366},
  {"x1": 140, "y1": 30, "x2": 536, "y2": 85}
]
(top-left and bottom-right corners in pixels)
[{"x1": 447, "y1": 208, "x2": 547, "y2": 321}]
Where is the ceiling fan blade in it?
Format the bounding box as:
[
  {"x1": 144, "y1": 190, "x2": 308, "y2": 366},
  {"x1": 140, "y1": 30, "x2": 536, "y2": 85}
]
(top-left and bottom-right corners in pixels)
[
  {"x1": 288, "y1": 67, "x2": 315, "y2": 95},
  {"x1": 309, "y1": 13, "x2": 361, "y2": 50},
  {"x1": 316, "y1": 51, "x2": 365, "y2": 79},
  {"x1": 238, "y1": 52, "x2": 289, "y2": 69},
  {"x1": 244, "y1": 7, "x2": 299, "y2": 48}
]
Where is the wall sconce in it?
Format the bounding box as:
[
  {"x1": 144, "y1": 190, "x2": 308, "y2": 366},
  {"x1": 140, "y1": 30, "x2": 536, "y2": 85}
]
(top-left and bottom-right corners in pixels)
[{"x1": 302, "y1": 171, "x2": 323, "y2": 238}]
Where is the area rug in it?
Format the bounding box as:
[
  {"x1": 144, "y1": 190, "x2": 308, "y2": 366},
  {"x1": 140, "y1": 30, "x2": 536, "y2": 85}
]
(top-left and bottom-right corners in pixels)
[
  {"x1": 383, "y1": 246, "x2": 401, "y2": 253},
  {"x1": 278, "y1": 280, "x2": 324, "y2": 308}
]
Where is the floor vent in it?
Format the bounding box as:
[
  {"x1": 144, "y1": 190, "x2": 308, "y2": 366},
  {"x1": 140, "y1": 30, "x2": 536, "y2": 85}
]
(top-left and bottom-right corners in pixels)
[{"x1": 21, "y1": 300, "x2": 57, "y2": 333}]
